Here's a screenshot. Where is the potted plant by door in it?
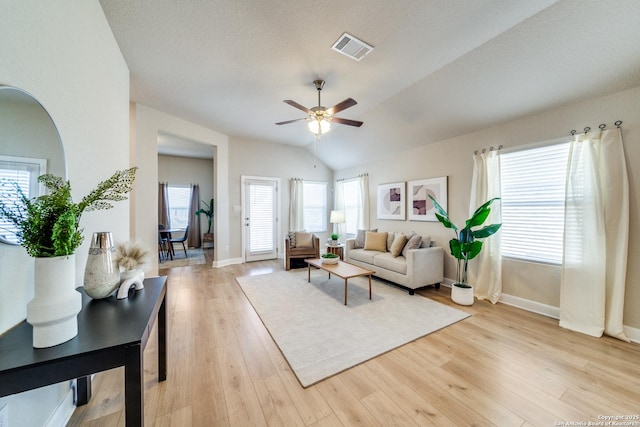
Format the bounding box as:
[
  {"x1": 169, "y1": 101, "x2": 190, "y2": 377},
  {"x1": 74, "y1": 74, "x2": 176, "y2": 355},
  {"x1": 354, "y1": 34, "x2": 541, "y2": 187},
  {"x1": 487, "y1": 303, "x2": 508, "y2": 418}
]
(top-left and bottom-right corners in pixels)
[
  {"x1": 428, "y1": 195, "x2": 501, "y2": 306},
  {"x1": 195, "y1": 198, "x2": 214, "y2": 247},
  {"x1": 0, "y1": 167, "x2": 137, "y2": 347}
]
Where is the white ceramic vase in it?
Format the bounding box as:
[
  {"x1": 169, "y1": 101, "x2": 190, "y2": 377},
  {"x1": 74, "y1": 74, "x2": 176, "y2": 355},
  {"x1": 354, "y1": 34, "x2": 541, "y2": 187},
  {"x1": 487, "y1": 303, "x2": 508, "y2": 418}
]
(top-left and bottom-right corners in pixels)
[
  {"x1": 27, "y1": 254, "x2": 82, "y2": 348},
  {"x1": 451, "y1": 283, "x2": 474, "y2": 306},
  {"x1": 83, "y1": 232, "x2": 120, "y2": 299}
]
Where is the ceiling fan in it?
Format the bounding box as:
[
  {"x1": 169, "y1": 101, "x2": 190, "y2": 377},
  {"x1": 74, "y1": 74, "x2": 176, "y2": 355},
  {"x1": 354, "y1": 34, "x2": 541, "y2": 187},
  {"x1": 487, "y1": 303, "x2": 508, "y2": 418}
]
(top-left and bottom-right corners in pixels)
[{"x1": 275, "y1": 80, "x2": 363, "y2": 135}]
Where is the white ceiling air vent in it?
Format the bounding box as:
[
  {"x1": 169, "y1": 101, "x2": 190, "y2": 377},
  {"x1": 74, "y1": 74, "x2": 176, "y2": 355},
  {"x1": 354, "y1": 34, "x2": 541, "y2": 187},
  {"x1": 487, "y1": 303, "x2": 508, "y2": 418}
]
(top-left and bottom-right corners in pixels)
[{"x1": 331, "y1": 32, "x2": 374, "y2": 61}]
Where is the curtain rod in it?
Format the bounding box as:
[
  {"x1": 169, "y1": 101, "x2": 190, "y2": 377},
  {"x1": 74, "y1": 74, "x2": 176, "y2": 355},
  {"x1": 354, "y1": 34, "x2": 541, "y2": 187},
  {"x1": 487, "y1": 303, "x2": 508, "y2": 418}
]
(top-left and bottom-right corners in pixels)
[
  {"x1": 570, "y1": 120, "x2": 622, "y2": 136},
  {"x1": 337, "y1": 173, "x2": 368, "y2": 183},
  {"x1": 474, "y1": 145, "x2": 502, "y2": 155}
]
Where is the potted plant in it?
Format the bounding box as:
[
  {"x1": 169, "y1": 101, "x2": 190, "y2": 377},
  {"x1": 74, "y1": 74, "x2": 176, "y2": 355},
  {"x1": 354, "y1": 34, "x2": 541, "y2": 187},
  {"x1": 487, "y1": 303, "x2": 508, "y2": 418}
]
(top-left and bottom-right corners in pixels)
[
  {"x1": 0, "y1": 167, "x2": 137, "y2": 347},
  {"x1": 330, "y1": 233, "x2": 340, "y2": 246},
  {"x1": 428, "y1": 195, "x2": 501, "y2": 306},
  {"x1": 321, "y1": 252, "x2": 339, "y2": 265},
  {"x1": 195, "y1": 198, "x2": 214, "y2": 246}
]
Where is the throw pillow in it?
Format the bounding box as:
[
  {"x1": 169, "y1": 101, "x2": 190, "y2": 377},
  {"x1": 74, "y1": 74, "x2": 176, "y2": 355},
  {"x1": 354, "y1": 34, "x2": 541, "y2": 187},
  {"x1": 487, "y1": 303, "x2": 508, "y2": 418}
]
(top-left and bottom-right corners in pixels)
[
  {"x1": 355, "y1": 228, "x2": 377, "y2": 249},
  {"x1": 288, "y1": 231, "x2": 298, "y2": 247},
  {"x1": 386, "y1": 231, "x2": 396, "y2": 252},
  {"x1": 296, "y1": 232, "x2": 313, "y2": 248},
  {"x1": 402, "y1": 234, "x2": 423, "y2": 257},
  {"x1": 363, "y1": 231, "x2": 387, "y2": 252},
  {"x1": 390, "y1": 233, "x2": 407, "y2": 257},
  {"x1": 420, "y1": 236, "x2": 432, "y2": 248}
]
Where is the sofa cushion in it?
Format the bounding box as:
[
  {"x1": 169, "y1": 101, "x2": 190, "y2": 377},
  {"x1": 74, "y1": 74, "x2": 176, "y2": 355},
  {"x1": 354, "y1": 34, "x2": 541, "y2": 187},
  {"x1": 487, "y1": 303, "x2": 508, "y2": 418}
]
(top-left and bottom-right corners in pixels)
[
  {"x1": 390, "y1": 233, "x2": 407, "y2": 257},
  {"x1": 296, "y1": 232, "x2": 313, "y2": 248},
  {"x1": 349, "y1": 248, "x2": 382, "y2": 264},
  {"x1": 355, "y1": 228, "x2": 377, "y2": 249},
  {"x1": 402, "y1": 234, "x2": 423, "y2": 257},
  {"x1": 373, "y1": 252, "x2": 408, "y2": 275},
  {"x1": 364, "y1": 231, "x2": 387, "y2": 252}
]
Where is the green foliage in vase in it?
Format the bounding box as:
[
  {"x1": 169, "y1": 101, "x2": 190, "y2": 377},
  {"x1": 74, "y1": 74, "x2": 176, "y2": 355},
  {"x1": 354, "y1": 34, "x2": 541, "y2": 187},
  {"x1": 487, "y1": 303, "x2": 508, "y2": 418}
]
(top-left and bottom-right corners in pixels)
[
  {"x1": 330, "y1": 233, "x2": 340, "y2": 240},
  {"x1": 321, "y1": 253, "x2": 339, "y2": 259},
  {"x1": 0, "y1": 167, "x2": 137, "y2": 258},
  {"x1": 428, "y1": 195, "x2": 501, "y2": 287},
  {"x1": 195, "y1": 198, "x2": 214, "y2": 233}
]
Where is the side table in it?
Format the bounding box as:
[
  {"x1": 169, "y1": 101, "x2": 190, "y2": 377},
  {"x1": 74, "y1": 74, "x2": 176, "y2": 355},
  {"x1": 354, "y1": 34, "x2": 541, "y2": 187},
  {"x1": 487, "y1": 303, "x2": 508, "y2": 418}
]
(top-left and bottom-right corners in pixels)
[
  {"x1": 0, "y1": 276, "x2": 167, "y2": 426},
  {"x1": 326, "y1": 243, "x2": 345, "y2": 260}
]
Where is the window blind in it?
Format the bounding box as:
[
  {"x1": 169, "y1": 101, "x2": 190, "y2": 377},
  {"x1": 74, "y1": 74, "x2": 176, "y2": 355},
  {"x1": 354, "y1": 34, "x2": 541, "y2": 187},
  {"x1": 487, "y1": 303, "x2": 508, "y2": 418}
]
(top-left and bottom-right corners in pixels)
[
  {"x1": 249, "y1": 183, "x2": 275, "y2": 252},
  {"x1": 500, "y1": 142, "x2": 569, "y2": 264}
]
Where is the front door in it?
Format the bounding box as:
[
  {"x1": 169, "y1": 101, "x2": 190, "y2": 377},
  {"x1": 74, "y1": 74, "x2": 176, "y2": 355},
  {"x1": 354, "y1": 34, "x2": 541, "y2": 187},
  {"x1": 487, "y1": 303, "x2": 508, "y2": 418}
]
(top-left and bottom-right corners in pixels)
[{"x1": 242, "y1": 177, "x2": 279, "y2": 262}]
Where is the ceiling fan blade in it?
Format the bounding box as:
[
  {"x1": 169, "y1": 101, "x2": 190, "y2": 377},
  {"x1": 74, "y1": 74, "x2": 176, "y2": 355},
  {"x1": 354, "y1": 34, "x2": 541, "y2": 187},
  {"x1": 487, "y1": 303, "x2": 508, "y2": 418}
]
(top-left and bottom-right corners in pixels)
[
  {"x1": 283, "y1": 100, "x2": 312, "y2": 114},
  {"x1": 327, "y1": 98, "x2": 357, "y2": 115},
  {"x1": 331, "y1": 117, "x2": 363, "y2": 127},
  {"x1": 275, "y1": 118, "x2": 308, "y2": 125}
]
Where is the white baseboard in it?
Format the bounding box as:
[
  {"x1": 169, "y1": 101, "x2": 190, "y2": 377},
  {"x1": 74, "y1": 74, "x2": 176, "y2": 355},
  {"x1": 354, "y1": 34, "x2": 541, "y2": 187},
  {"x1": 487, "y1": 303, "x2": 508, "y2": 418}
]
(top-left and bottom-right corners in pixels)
[
  {"x1": 46, "y1": 382, "x2": 75, "y2": 427},
  {"x1": 442, "y1": 277, "x2": 638, "y2": 344},
  {"x1": 211, "y1": 257, "x2": 243, "y2": 268},
  {"x1": 498, "y1": 292, "x2": 560, "y2": 319}
]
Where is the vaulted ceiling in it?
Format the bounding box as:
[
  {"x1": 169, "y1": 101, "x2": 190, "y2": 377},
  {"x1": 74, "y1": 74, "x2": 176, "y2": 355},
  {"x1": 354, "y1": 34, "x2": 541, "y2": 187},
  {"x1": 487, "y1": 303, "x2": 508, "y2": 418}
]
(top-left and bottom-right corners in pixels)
[{"x1": 100, "y1": 0, "x2": 640, "y2": 170}]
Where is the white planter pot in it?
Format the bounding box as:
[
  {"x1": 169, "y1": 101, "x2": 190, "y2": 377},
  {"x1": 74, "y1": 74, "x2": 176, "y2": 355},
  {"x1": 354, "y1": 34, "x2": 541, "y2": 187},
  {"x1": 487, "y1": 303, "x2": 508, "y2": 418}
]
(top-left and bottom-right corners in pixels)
[
  {"x1": 321, "y1": 257, "x2": 339, "y2": 265},
  {"x1": 27, "y1": 254, "x2": 82, "y2": 348},
  {"x1": 451, "y1": 284, "x2": 474, "y2": 306}
]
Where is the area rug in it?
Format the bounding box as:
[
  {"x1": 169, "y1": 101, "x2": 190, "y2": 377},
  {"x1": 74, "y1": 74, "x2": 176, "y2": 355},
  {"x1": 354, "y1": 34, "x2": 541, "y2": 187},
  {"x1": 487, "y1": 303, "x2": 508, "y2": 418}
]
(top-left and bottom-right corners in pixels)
[
  {"x1": 236, "y1": 269, "x2": 470, "y2": 387},
  {"x1": 158, "y1": 248, "x2": 206, "y2": 269}
]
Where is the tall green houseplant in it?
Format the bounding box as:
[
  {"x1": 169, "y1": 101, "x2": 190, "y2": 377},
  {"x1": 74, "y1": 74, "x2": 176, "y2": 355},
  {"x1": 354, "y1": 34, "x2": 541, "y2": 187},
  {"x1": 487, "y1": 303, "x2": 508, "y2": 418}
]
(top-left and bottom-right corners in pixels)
[
  {"x1": 195, "y1": 198, "x2": 214, "y2": 234},
  {"x1": 0, "y1": 167, "x2": 137, "y2": 258},
  {"x1": 428, "y1": 195, "x2": 501, "y2": 288}
]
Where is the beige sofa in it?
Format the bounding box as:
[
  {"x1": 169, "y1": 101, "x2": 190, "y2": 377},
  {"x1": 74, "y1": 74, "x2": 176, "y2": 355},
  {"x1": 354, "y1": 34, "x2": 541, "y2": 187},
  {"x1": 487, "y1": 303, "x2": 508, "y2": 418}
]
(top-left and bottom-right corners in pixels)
[{"x1": 345, "y1": 233, "x2": 443, "y2": 294}]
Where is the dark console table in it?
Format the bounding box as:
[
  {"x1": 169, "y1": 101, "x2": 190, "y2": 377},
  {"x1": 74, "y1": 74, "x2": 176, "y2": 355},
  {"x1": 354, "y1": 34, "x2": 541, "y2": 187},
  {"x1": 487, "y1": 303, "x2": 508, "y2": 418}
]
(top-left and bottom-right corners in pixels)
[{"x1": 0, "y1": 276, "x2": 167, "y2": 426}]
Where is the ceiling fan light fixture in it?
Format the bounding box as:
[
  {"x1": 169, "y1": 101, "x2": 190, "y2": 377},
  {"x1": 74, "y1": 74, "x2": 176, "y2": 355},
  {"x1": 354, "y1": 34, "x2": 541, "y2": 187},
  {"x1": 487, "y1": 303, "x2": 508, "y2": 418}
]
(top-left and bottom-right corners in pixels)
[{"x1": 308, "y1": 118, "x2": 331, "y2": 135}]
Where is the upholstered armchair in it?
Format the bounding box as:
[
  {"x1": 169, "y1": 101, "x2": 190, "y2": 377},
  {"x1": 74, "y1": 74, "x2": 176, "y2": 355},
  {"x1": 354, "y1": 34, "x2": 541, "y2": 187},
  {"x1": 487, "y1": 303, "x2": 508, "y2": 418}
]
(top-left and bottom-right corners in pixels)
[{"x1": 284, "y1": 232, "x2": 320, "y2": 270}]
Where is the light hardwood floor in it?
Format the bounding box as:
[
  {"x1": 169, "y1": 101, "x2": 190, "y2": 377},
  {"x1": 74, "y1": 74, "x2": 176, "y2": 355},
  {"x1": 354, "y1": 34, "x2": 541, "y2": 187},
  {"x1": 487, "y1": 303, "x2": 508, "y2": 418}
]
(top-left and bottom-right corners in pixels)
[{"x1": 68, "y1": 255, "x2": 640, "y2": 426}]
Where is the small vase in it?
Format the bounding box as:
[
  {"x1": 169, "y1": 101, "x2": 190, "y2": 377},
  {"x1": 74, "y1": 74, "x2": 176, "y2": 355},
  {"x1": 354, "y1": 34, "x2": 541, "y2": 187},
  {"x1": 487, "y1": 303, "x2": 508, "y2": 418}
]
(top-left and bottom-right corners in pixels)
[
  {"x1": 27, "y1": 254, "x2": 82, "y2": 348},
  {"x1": 83, "y1": 232, "x2": 120, "y2": 299},
  {"x1": 451, "y1": 283, "x2": 474, "y2": 306}
]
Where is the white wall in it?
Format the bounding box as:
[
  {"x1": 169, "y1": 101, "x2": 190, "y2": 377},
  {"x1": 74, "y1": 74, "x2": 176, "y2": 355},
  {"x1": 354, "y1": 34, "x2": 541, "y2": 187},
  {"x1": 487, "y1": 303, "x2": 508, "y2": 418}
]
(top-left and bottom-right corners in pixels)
[
  {"x1": 0, "y1": 1, "x2": 130, "y2": 425},
  {"x1": 228, "y1": 137, "x2": 334, "y2": 259},
  {"x1": 335, "y1": 85, "x2": 640, "y2": 330}
]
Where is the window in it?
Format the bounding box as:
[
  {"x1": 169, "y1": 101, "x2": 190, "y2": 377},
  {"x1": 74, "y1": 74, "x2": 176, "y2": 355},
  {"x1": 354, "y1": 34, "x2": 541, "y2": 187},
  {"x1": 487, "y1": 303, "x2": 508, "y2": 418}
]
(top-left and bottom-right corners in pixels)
[
  {"x1": 302, "y1": 181, "x2": 327, "y2": 233},
  {"x1": 342, "y1": 179, "x2": 360, "y2": 237},
  {"x1": 167, "y1": 186, "x2": 191, "y2": 229},
  {"x1": 0, "y1": 156, "x2": 47, "y2": 243},
  {"x1": 500, "y1": 142, "x2": 569, "y2": 264}
]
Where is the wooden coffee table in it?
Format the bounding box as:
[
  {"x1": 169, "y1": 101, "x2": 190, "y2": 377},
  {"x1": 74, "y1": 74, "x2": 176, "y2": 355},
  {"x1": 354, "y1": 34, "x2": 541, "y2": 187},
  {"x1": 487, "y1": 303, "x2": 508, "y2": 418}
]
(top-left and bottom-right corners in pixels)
[{"x1": 305, "y1": 258, "x2": 375, "y2": 305}]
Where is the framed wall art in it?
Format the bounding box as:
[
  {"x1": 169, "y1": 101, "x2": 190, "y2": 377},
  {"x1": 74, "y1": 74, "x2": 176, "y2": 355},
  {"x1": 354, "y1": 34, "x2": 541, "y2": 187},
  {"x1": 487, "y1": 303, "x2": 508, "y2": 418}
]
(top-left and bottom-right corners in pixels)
[
  {"x1": 377, "y1": 182, "x2": 405, "y2": 220},
  {"x1": 408, "y1": 176, "x2": 447, "y2": 221}
]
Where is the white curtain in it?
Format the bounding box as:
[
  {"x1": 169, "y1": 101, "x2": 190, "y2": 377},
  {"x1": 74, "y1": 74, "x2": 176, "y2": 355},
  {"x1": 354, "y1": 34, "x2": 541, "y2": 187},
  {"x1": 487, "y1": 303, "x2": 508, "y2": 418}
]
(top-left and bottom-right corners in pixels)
[
  {"x1": 289, "y1": 178, "x2": 304, "y2": 231},
  {"x1": 334, "y1": 173, "x2": 369, "y2": 242},
  {"x1": 560, "y1": 128, "x2": 629, "y2": 341},
  {"x1": 357, "y1": 173, "x2": 370, "y2": 230},
  {"x1": 334, "y1": 179, "x2": 346, "y2": 243},
  {"x1": 468, "y1": 150, "x2": 502, "y2": 303}
]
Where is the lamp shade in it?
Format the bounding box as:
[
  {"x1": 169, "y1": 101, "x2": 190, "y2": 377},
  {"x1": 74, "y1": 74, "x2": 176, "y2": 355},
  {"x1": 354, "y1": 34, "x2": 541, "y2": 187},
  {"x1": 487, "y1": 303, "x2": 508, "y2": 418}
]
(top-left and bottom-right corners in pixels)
[{"x1": 330, "y1": 210, "x2": 345, "y2": 224}]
